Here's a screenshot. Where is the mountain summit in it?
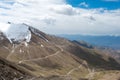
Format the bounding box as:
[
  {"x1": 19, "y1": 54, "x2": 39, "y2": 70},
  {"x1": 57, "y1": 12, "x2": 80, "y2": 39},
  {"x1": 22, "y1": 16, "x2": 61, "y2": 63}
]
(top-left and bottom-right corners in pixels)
[
  {"x1": 0, "y1": 23, "x2": 120, "y2": 80},
  {"x1": 0, "y1": 22, "x2": 31, "y2": 43}
]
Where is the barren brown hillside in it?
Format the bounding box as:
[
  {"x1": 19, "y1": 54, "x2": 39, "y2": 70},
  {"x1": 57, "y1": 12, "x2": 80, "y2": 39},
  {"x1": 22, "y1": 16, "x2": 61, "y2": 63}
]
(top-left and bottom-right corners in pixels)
[{"x1": 0, "y1": 25, "x2": 120, "y2": 80}]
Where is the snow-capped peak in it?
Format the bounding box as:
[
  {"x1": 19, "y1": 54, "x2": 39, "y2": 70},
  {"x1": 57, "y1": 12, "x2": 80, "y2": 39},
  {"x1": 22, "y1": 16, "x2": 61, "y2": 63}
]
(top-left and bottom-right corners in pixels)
[{"x1": 0, "y1": 22, "x2": 31, "y2": 43}]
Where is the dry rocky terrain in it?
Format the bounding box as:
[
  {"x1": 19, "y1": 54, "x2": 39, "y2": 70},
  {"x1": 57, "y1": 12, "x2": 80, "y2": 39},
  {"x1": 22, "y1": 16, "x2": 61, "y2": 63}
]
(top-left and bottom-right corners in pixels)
[{"x1": 0, "y1": 25, "x2": 120, "y2": 80}]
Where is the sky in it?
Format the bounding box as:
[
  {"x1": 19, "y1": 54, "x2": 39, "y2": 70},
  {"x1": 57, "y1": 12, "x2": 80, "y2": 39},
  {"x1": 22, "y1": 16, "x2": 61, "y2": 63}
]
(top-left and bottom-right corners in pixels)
[{"x1": 0, "y1": 0, "x2": 120, "y2": 35}]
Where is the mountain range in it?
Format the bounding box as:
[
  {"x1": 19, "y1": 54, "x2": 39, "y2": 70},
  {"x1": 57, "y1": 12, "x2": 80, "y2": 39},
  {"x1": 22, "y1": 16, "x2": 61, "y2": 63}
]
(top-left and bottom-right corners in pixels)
[
  {"x1": 0, "y1": 23, "x2": 120, "y2": 80},
  {"x1": 58, "y1": 35, "x2": 120, "y2": 49}
]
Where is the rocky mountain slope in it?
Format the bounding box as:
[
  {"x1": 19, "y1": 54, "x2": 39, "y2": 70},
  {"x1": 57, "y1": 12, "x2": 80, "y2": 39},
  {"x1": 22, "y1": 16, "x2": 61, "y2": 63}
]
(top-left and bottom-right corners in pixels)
[
  {"x1": 0, "y1": 56, "x2": 32, "y2": 80},
  {"x1": 72, "y1": 40, "x2": 120, "y2": 64},
  {"x1": 0, "y1": 22, "x2": 120, "y2": 80}
]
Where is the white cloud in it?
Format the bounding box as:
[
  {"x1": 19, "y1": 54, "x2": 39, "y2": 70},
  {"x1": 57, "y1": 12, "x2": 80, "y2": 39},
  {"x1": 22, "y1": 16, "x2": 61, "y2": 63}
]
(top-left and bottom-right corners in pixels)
[
  {"x1": 0, "y1": 0, "x2": 120, "y2": 35},
  {"x1": 49, "y1": 4, "x2": 80, "y2": 16},
  {"x1": 79, "y1": 2, "x2": 89, "y2": 8}
]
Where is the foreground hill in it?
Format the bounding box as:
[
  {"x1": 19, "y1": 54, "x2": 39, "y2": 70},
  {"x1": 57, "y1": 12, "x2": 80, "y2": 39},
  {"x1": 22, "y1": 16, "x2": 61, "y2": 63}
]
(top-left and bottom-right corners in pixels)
[
  {"x1": 0, "y1": 56, "x2": 32, "y2": 80},
  {"x1": 0, "y1": 22, "x2": 120, "y2": 80}
]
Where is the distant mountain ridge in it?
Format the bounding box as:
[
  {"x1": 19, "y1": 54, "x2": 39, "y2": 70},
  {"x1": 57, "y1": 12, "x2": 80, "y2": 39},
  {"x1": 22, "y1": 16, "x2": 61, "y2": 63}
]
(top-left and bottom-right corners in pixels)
[{"x1": 58, "y1": 34, "x2": 120, "y2": 49}]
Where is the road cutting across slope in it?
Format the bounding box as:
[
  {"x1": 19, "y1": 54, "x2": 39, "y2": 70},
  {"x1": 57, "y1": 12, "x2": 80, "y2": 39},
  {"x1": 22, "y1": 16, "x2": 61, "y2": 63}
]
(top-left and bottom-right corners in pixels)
[
  {"x1": 66, "y1": 61, "x2": 87, "y2": 76},
  {"x1": 6, "y1": 44, "x2": 18, "y2": 59},
  {"x1": 18, "y1": 45, "x2": 63, "y2": 63}
]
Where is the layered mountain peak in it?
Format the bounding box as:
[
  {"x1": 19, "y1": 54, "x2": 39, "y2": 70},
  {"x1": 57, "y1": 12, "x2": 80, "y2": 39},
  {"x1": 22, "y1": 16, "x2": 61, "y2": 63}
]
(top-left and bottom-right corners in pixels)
[
  {"x1": 0, "y1": 22, "x2": 31, "y2": 43},
  {"x1": 0, "y1": 22, "x2": 49, "y2": 44}
]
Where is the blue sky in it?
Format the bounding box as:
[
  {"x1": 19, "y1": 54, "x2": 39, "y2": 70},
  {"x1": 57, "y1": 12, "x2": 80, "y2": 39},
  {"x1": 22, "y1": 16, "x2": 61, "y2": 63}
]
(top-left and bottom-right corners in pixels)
[
  {"x1": 0, "y1": 0, "x2": 14, "y2": 5},
  {"x1": 0, "y1": 0, "x2": 120, "y2": 35},
  {"x1": 66, "y1": 0, "x2": 120, "y2": 10}
]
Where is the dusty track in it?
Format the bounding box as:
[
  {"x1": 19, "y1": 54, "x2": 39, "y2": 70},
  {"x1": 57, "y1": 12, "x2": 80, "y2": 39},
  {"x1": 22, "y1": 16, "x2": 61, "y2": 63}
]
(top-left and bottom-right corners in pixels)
[{"x1": 18, "y1": 45, "x2": 63, "y2": 63}]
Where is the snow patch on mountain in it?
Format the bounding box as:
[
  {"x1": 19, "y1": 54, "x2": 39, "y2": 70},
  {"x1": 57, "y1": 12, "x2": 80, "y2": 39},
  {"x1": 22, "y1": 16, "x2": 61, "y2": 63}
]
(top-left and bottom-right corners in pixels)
[
  {"x1": 0, "y1": 22, "x2": 31, "y2": 43},
  {"x1": 0, "y1": 22, "x2": 10, "y2": 33}
]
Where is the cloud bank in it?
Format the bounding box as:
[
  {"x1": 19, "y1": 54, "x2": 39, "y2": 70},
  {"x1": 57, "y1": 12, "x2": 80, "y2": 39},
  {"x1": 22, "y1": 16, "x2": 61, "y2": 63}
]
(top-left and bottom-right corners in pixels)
[{"x1": 0, "y1": 0, "x2": 120, "y2": 35}]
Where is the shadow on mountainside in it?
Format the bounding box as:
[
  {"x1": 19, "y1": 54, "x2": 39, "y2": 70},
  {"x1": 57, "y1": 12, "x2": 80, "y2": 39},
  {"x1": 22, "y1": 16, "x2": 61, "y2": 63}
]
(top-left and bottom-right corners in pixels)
[{"x1": 65, "y1": 44, "x2": 120, "y2": 70}]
